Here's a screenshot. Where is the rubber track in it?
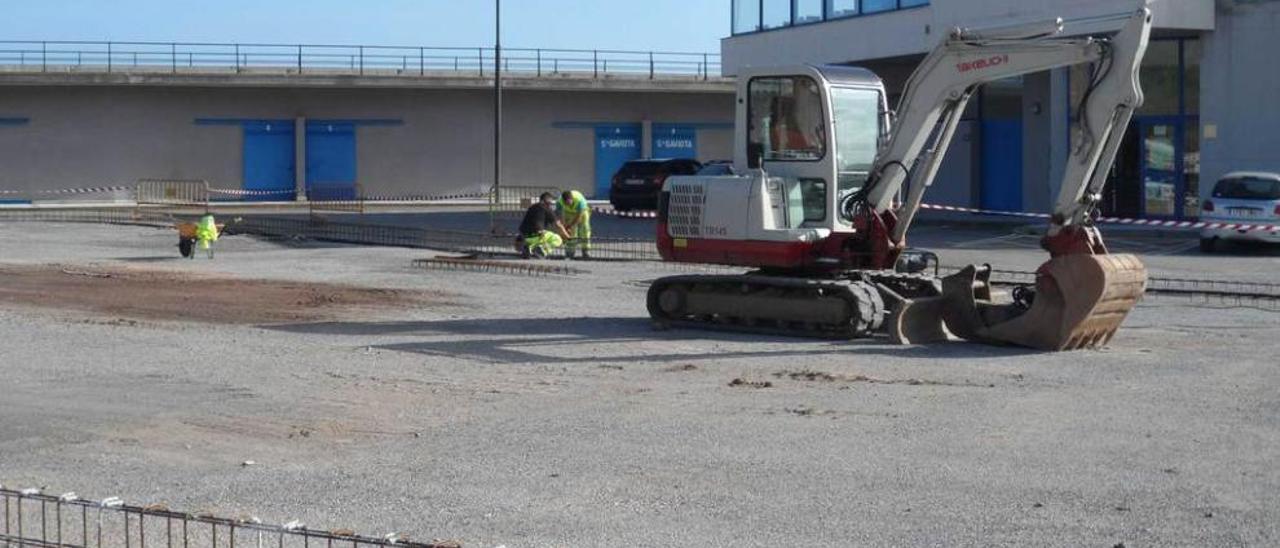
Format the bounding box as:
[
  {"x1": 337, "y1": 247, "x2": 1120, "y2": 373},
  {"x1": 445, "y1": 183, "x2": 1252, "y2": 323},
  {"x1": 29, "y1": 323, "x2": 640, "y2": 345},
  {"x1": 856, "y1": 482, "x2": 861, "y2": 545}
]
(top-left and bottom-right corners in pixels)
[{"x1": 647, "y1": 274, "x2": 884, "y2": 339}]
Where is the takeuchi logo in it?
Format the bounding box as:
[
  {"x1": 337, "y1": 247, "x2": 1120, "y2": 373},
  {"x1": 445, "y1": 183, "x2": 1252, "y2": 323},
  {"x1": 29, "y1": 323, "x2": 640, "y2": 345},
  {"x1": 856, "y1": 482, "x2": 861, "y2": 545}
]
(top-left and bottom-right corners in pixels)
[{"x1": 957, "y1": 54, "x2": 1010, "y2": 73}]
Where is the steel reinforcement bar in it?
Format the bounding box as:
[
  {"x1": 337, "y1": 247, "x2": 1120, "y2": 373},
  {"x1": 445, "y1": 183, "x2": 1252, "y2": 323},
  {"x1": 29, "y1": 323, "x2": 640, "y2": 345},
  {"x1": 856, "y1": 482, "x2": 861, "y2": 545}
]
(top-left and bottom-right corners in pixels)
[{"x1": 0, "y1": 486, "x2": 457, "y2": 548}]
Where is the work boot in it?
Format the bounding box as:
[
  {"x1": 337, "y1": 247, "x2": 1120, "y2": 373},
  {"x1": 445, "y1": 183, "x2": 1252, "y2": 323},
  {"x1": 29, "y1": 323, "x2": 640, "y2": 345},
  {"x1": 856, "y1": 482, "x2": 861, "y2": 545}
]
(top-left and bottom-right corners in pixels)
[
  {"x1": 565, "y1": 248, "x2": 577, "y2": 260},
  {"x1": 532, "y1": 247, "x2": 547, "y2": 259},
  {"x1": 580, "y1": 250, "x2": 591, "y2": 260}
]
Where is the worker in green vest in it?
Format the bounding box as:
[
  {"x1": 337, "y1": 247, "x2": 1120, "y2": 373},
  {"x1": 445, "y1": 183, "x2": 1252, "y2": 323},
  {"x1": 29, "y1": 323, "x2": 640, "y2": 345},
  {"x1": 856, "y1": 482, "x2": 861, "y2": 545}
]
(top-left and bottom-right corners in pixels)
[
  {"x1": 194, "y1": 213, "x2": 219, "y2": 258},
  {"x1": 557, "y1": 189, "x2": 592, "y2": 259}
]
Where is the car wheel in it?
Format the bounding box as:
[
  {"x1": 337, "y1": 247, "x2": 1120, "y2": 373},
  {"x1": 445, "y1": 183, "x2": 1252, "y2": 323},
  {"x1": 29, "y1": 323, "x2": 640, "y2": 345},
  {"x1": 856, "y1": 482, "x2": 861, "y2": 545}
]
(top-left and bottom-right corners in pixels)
[{"x1": 1199, "y1": 237, "x2": 1217, "y2": 253}]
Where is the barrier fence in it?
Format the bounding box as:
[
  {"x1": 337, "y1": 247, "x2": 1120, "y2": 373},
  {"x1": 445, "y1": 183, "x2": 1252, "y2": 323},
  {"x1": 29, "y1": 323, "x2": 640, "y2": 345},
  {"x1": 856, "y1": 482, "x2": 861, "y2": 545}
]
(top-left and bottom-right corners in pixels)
[
  {"x1": 309, "y1": 183, "x2": 365, "y2": 216},
  {"x1": 135, "y1": 179, "x2": 209, "y2": 210},
  {"x1": 0, "y1": 40, "x2": 721, "y2": 80},
  {"x1": 0, "y1": 486, "x2": 454, "y2": 548}
]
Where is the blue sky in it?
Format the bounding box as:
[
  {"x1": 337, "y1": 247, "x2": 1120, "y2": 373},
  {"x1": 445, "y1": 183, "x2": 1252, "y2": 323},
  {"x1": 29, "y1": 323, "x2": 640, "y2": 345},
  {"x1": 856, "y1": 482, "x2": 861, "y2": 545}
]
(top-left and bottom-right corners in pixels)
[{"x1": 0, "y1": 0, "x2": 727, "y2": 53}]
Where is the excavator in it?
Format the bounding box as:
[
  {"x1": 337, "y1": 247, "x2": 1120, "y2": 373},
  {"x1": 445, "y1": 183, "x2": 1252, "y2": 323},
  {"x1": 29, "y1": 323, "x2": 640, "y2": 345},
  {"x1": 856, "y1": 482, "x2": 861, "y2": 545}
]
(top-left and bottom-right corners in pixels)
[{"x1": 647, "y1": 6, "x2": 1153, "y2": 351}]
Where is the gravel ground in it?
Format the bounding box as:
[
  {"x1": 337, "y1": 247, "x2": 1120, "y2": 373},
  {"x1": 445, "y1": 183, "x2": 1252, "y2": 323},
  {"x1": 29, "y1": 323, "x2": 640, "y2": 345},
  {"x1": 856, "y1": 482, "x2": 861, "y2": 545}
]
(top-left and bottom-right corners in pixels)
[{"x1": 1, "y1": 220, "x2": 1278, "y2": 547}]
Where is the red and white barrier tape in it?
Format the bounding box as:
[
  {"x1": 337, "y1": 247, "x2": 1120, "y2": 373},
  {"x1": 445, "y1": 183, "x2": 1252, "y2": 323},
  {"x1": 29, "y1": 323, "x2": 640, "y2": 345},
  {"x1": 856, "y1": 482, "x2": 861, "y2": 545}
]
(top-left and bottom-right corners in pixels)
[
  {"x1": 0, "y1": 186, "x2": 132, "y2": 195},
  {"x1": 208, "y1": 188, "x2": 297, "y2": 197},
  {"x1": 592, "y1": 207, "x2": 657, "y2": 219},
  {"x1": 364, "y1": 191, "x2": 491, "y2": 202},
  {"x1": 919, "y1": 203, "x2": 1280, "y2": 233}
]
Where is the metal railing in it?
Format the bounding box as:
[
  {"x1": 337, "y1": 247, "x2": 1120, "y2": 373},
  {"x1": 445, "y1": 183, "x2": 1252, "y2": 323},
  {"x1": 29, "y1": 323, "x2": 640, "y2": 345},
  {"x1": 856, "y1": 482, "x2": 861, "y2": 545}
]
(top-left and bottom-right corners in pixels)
[
  {"x1": 135, "y1": 179, "x2": 210, "y2": 210},
  {"x1": 0, "y1": 486, "x2": 455, "y2": 548},
  {"x1": 0, "y1": 41, "x2": 721, "y2": 80},
  {"x1": 309, "y1": 183, "x2": 365, "y2": 216}
]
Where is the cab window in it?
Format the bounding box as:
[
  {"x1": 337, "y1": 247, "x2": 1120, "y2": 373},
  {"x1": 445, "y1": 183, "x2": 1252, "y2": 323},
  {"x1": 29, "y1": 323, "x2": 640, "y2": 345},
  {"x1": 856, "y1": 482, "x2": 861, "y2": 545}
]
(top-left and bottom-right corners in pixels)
[{"x1": 748, "y1": 76, "x2": 826, "y2": 165}]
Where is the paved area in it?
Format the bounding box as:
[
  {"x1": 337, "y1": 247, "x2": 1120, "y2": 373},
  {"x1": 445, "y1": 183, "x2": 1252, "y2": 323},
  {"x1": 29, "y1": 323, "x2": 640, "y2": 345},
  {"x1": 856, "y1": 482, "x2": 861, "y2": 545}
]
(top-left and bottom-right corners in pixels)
[{"x1": 1, "y1": 219, "x2": 1278, "y2": 547}]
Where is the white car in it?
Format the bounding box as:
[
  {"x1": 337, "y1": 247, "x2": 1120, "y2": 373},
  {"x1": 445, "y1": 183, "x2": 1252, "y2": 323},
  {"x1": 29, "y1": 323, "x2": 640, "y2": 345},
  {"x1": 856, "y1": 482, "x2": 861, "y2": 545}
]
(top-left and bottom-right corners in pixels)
[{"x1": 1199, "y1": 171, "x2": 1280, "y2": 252}]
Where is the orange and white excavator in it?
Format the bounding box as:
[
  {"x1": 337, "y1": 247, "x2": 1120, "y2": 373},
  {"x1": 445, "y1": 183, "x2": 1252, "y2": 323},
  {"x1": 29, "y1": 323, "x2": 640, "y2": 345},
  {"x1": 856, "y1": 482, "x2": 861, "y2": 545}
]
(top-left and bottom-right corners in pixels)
[{"x1": 648, "y1": 5, "x2": 1153, "y2": 350}]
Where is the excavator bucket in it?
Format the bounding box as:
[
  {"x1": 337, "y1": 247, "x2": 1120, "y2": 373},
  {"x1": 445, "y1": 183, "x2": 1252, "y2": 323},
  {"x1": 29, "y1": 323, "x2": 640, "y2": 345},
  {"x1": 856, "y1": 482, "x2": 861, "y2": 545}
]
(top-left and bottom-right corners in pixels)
[{"x1": 940, "y1": 254, "x2": 1148, "y2": 351}]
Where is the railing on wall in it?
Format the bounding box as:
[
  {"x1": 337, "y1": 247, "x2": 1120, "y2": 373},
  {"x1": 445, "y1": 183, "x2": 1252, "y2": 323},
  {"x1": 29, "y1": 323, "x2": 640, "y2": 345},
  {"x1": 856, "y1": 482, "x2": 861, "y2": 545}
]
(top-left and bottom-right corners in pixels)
[{"x1": 0, "y1": 41, "x2": 721, "y2": 80}]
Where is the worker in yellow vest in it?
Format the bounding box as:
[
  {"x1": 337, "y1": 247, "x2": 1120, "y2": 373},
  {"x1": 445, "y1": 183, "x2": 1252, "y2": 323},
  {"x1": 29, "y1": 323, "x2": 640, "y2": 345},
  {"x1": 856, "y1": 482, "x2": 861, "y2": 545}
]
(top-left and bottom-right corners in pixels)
[
  {"x1": 194, "y1": 213, "x2": 220, "y2": 259},
  {"x1": 557, "y1": 189, "x2": 592, "y2": 259}
]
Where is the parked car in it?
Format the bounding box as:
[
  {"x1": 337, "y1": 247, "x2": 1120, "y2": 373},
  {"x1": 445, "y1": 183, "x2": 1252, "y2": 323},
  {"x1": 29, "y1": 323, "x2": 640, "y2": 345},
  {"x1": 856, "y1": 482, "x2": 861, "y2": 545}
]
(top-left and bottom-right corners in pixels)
[
  {"x1": 609, "y1": 158, "x2": 701, "y2": 211},
  {"x1": 696, "y1": 160, "x2": 737, "y2": 176},
  {"x1": 1199, "y1": 171, "x2": 1280, "y2": 252}
]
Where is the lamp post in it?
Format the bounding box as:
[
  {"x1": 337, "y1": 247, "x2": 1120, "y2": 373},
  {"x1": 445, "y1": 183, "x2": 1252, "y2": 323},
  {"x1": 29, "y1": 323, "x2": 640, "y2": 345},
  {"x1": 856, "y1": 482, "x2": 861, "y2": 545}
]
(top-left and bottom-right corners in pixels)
[{"x1": 493, "y1": 0, "x2": 502, "y2": 211}]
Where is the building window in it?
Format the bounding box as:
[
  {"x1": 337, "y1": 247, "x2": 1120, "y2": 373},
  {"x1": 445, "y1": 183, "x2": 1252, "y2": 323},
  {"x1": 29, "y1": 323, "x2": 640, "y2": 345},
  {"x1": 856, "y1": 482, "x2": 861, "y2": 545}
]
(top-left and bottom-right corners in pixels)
[
  {"x1": 733, "y1": 0, "x2": 929, "y2": 35},
  {"x1": 763, "y1": 0, "x2": 792, "y2": 30},
  {"x1": 826, "y1": 0, "x2": 858, "y2": 19},
  {"x1": 794, "y1": 0, "x2": 825, "y2": 25},
  {"x1": 733, "y1": 0, "x2": 761, "y2": 34},
  {"x1": 861, "y1": 0, "x2": 896, "y2": 13}
]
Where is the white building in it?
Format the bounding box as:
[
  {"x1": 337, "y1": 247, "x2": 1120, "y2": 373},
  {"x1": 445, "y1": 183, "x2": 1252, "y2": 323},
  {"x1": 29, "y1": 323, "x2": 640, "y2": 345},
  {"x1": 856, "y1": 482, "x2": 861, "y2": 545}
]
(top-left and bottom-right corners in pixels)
[{"x1": 722, "y1": 0, "x2": 1280, "y2": 220}]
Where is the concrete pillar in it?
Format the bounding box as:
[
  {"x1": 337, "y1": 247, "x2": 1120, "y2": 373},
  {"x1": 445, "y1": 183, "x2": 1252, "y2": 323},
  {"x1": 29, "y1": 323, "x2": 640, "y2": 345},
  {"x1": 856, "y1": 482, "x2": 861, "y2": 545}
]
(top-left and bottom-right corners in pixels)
[
  {"x1": 1022, "y1": 69, "x2": 1070, "y2": 213},
  {"x1": 294, "y1": 116, "x2": 307, "y2": 201},
  {"x1": 641, "y1": 119, "x2": 653, "y2": 159}
]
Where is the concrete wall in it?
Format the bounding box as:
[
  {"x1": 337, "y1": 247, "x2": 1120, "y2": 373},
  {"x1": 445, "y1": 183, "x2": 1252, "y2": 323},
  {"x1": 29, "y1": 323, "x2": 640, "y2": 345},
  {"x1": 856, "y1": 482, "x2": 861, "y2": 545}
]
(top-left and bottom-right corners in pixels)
[
  {"x1": 722, "y1": 0, "x2": 1215, "y2": 74},
  {"x1": 1199, "y1": 0, "x2": 1280, "y2": 194},
  {"x1": 0, "y1": 85, "x2": 733, "y2": 198}
]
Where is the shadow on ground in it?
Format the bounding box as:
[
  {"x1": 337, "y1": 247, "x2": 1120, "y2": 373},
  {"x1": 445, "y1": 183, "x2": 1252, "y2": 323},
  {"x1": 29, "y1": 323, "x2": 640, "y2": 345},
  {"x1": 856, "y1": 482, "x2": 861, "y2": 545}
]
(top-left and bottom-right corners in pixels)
[{"x1": 264, "y1": 316, "x2": 1034, "y2": 364}]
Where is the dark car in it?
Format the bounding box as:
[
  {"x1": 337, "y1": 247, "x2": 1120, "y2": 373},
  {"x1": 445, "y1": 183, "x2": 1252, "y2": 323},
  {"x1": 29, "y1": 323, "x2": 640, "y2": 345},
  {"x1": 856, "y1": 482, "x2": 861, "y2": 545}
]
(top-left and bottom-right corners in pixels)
[
  {"x1": 696, "y1": 160, "x2": 736, "y2": 176},
  {"x1": 609, "y1": 158, "x2": 701, "y2": 211}
]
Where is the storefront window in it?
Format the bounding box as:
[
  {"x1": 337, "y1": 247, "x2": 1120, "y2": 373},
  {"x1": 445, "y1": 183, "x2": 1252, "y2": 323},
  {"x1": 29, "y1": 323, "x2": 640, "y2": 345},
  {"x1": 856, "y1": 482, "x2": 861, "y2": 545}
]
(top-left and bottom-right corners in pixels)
[
  {"x1": 1137, "y1": 40, "x2": 1180, "y2": 116},
  {"x1": 1183, "y1": 39, "x2": 1201, "y2": 116},
  {"x1": 794, "y1": 0, "x2": 825, "y2": 24}
]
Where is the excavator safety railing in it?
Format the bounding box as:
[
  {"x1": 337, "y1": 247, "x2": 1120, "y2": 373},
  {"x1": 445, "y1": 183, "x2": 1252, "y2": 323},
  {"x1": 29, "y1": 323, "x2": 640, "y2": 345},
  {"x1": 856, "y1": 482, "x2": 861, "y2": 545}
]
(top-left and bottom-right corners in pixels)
[{"x1": 0, "y1": 486, "x2": 454, "y2": 548}]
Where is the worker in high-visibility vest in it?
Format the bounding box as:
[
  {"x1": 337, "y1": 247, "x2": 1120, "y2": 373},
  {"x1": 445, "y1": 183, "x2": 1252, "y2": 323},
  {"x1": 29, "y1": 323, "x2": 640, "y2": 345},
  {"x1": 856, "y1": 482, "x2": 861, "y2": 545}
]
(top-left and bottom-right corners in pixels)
[
  {"x1": 557, "y1": 189, "x2": 592, "y2": 259},
  {"x1": 194, "y1": 213, "x2": 220, "y2": 258},
  {"x1": 518, "y1": 192, "x2": 571, "y2": 259}
]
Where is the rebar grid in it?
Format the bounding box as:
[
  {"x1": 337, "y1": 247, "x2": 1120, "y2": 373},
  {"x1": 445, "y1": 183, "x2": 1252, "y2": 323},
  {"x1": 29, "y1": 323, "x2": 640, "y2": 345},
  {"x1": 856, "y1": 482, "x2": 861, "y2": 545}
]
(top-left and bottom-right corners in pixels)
[
  {"x1": 0, "y1": 487, "x2": 455, "y2": 548},
  {"x1": 1, "y1": 207, "x2": 1275, "y2": 309},
  {"x1": 410, "y1": 257, "x2": 585, "y2": 277}
]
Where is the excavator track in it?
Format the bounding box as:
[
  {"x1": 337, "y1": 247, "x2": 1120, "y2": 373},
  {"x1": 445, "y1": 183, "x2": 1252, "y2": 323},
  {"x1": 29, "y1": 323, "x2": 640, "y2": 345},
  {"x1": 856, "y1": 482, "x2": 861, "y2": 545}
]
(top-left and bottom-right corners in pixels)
[{"x1": 647, "y1": 274, "x2": 885, "y2": 339}]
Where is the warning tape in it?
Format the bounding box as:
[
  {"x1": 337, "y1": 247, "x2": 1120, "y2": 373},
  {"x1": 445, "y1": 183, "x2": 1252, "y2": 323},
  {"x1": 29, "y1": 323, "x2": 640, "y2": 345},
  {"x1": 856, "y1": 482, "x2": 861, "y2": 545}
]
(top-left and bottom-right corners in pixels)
[
  {"x1": 592, "y1": 207, "x2": 657, "y2": 219},
  {"x1": 919, "y1": 203, "x2": 1280, "y2": 233},
  {"x1": 364, "y1": 190, "x2": 491, "y2": 202},
  {"x1": 0, "y1": 186, "x2": 132, "y2": 195},
  {"x1": 207, "y1": 188, "x2": 297, "y2": 197}
]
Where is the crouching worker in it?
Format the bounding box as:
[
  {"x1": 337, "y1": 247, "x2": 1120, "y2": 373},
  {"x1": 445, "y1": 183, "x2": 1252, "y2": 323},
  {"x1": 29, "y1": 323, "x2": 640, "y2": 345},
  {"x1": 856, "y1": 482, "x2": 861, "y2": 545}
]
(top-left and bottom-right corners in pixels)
[
  {"x1": 518, "y1": 192, "x2": 570, "y2": 259},
  {"x1": 195, "y1": 213, "x2": 220, "y2": 259},
  {"x1": 557, "y1": 189, "x2": 592, "y2": 259}
]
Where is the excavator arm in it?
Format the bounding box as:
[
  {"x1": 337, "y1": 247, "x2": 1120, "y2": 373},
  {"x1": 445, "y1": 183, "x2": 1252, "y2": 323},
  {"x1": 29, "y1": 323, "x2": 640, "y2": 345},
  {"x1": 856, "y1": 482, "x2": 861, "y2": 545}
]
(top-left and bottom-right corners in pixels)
[
  {"x1": 856, "y1": 5, "x2": 1154, "y2": 350},
  {"x1": 855, "y1": 6, "x2": 1152, "y2": 245}
]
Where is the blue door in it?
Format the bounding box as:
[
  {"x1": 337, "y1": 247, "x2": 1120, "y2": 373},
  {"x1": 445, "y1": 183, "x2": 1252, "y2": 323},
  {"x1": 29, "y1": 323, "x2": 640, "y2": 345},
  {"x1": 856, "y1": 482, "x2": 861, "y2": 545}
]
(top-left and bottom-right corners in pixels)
[
  {"x1": 980, "y1": 119, "x2": 1023, "y2": 211},
  {"x1": 652, "y1": 124, "x2": 697, "y2": 159},
  {"x1": 306, "y1": 121, "x2": 357, "y2": 200},
  {"x1": 594, "y1": 124, "x2": 642, "y2": 197},
  {"x1": 242, "y1": 121, "x2": 296, "y2": 201}
]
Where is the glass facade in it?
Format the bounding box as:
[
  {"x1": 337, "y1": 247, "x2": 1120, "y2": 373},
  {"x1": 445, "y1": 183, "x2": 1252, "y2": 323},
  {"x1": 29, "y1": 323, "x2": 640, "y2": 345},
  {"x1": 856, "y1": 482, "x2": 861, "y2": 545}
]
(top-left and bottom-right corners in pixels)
[{"x1": 731, "y1": 0, "x2": 930, "y2": 34}]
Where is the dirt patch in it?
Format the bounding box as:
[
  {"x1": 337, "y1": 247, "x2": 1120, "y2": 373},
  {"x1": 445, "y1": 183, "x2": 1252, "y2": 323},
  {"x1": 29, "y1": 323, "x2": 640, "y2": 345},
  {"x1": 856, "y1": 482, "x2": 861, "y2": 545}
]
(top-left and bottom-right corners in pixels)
[
  {"x1": 728, "y1": 378, "x2": 773, "y2": 389},
  {"x1": 774, "y1": 369, "x2": 992, "y2": 388},
  {"x1": 0, "y1": 263, "x2": 457, "y2": 324}
]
